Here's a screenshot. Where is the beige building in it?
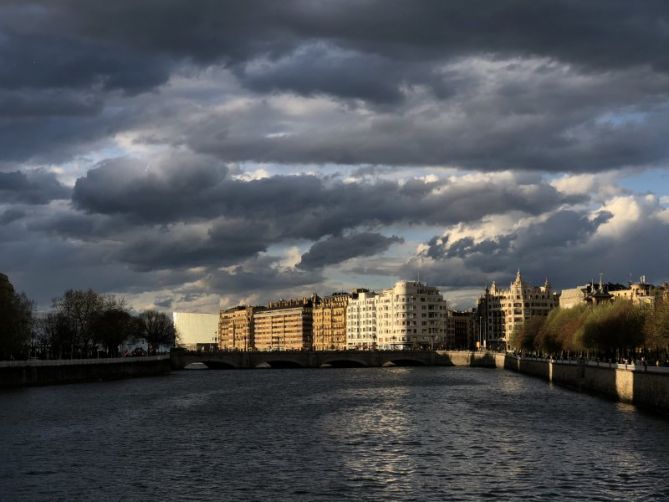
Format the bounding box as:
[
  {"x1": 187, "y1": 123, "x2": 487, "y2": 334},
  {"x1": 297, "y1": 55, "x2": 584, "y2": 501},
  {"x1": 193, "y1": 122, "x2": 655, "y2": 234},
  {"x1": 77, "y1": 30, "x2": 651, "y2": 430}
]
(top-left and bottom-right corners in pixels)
[
  {"x1": 253, "y1": 297, "x2": 315, "y2": 351},
  {"x1": 477, "y1": 271, "x2": 559, "y2": 349},
  {"x1": 313, "y1": 293, "x2": 350, "y2": 351},
  {"x1": 376, "y1": 281, "x2": 447, "y2": 350},
  {"x1": 559, "y1": 280, "x2": 613, "y2": 309},
  {"x1": 172, "y1": 312, "x2": 219, "y2": 351},
  {"x1": 218, "y1": 306, "x2": 262, "y2": 351},
  {"x1": 346, "y1": 289, "x2": 378, "y2": 350},
  {"x1": 610, "y1": 277, "x2": 669, "y2": 306}
]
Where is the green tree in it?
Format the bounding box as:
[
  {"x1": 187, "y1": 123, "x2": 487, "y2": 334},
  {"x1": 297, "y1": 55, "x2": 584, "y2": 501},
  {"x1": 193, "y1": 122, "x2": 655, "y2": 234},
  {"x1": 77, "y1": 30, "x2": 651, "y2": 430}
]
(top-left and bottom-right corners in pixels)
[
  {"x1": 138, "y1": 310, "x2": 176, "y2": 354},
  {"x1": 509, "y1": 316, "x2": 544, "y2": 353},
  {"x1": 582, "y1": 301, "x2": 646, "y2": 355},
  {"x1": 0, "y1": 273, "x2": 33, "y2": 360},
  {"x1": 644, "y1": 298, "x2": 669, "y2": 350},
  {"x1": 538, "y1": 304, "x2": 589, "y2": 354}
]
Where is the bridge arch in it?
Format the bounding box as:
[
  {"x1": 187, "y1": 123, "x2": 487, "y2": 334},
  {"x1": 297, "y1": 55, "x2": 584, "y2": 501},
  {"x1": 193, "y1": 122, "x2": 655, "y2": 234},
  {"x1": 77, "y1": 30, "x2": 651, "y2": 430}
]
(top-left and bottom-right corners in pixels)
[
  {"x1": 201, "y1": 360, "x2": 237, "y2": 369},
  {"x1": 383, "y1": 358, "x2": 427, "y2": 367},
  {"x1": 320, "y1": 358, "x2": 368, "y2": 368},
  {"x1": 258, "y1": 359, "x2": 305, "y2": 369}
]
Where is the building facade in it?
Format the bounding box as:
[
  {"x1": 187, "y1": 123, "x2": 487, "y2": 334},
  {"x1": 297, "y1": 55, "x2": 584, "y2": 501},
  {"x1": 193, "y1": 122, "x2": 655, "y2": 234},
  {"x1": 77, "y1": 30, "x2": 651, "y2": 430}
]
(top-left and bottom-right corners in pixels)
[
  {"x1": 253, "y1": 297, "x2": 315, "y2": 351},
  {"x1": 218, "y1": 306, "x2": 262, "y2": 351},
  {"x1": 610, "y1": 277, "x2": 669, "y2": 306},
  {"x1": 346, "y1": 289, "x2": 378, "y2": 350},
  {"x1": 477, "y1": 271, "x2": 559, "y2": 349},
  {"x1": 376, "y1": 281, "x2": 447, "y2": 350},
  {"x1": 172, "y1": 312, "x2": 219, "y2": 351},
  {"x1": 446, "y1": 310, "x2": 475, "y2": 349},
  {"x1": 312, "y1": 293, "x2": 350, "y2": 351}
]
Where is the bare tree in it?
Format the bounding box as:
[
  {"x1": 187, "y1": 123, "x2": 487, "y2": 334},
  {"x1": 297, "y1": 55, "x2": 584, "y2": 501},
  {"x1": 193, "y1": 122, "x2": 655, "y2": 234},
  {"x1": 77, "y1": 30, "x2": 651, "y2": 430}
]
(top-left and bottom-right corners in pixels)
[{"x1": 138, "y1": 310, "x2": 176, "y2": 354}]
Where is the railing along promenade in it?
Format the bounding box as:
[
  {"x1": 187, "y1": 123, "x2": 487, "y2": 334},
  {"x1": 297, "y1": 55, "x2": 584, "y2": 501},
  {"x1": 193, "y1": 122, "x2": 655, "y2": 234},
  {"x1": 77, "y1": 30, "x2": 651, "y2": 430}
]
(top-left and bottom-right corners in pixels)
[{"x1": 0, "y1": 354, "x2": 172, "y2": 388}]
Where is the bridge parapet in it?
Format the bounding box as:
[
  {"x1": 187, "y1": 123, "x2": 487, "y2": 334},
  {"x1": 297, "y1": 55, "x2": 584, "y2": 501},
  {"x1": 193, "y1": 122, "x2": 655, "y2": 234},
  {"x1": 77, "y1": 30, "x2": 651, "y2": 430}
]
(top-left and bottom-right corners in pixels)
[{"x1": 170, "y1": 349, "x2": 462, "y2": 369}]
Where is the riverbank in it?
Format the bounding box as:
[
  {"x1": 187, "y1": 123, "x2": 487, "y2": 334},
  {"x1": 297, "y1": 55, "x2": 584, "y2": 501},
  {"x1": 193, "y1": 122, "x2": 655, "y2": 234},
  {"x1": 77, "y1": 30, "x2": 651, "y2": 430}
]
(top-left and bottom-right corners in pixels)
[
  {"x1": 0, "y1": 355, "x2": 172, "y2": 388},
  {"x1": 441, "y1": 350, "x2": 669, "y2": 413}
]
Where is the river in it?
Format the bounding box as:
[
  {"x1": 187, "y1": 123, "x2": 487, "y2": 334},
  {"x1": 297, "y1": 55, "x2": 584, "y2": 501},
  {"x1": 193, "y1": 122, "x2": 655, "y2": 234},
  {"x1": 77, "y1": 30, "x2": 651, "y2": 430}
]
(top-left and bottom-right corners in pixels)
[{"x1": 1, "y1": 367, "x2": 669, "y2": 501}]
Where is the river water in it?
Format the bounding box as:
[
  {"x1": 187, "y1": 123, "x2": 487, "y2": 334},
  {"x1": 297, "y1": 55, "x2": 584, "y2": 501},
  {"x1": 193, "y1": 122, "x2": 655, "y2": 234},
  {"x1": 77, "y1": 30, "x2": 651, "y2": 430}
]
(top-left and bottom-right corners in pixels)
[{"x1": 1, "y1": 367, "x2": 669, "y2": 501}]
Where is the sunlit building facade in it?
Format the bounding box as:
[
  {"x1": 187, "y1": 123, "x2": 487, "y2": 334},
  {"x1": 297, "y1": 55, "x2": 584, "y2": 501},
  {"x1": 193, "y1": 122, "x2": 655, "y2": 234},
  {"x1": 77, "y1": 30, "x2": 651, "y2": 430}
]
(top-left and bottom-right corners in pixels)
[
  {"x1": 313, "y1": 293, "x2": 350, "y2": 351},
  {"x1": 376, "y1": 281, "x2": 447, "y2": 350},
  {"x1": 253, "y1": 297, "x2": 315, "y2": 351},
  {"x1": 477, "y1": 271, "x2": 559, "y2": 350},
  {"x1": 218, "y1": 306, "x2": 262, "y2": 351},
  {"x1": 610, "y1": 277, "x2": 669, "y2": 306},
  {"x1": 346, "y1": 289, "x2": 378, "y2": 350}
]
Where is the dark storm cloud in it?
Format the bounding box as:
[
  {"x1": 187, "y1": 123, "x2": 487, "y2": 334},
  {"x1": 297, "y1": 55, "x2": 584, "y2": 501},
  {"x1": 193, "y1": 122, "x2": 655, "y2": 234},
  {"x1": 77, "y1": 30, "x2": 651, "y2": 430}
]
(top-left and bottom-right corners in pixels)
[
  {"x1": 116, "y1": 220, "x2": 274, "y2": 272},
  {"x1": 73, "y1": 154, "x2": 583, "y2": 230},
  {"x1": 1, "y1": 1, "x2": 668, "y2": 169},
  {"x1": 0, "y1": 170, "x2": 69, "y2": 204},
  {"x1": 298, "y1": 233, "x2": 404, "y2": 270},
  {"x1": 6, "y1": 1, "x2": 669, "y2": 85},
  {"x1": 71, "y1": 154, "x2": 229, "y2": 223},
  {"x1": 236, "y1": 44, "x2": 440, "y2": 104},
  {"x1": 0, "y1": 208, "x2": 26, "y2": 225},
  {"x1": 410, "y1": 204, "x2": 669, "y2": 291},
  {"x1": 206, "y1": 255, "x2": 324, "y2": 297},
  {"x1": 0, "y1": 31, "x2": 171, "y2": 93},
  {"x1": 3, "y1": 0, "x2": 669, "y2": 308},
  {"x1": 64, "y1": 154, "x2": 591, "y2": 276}
]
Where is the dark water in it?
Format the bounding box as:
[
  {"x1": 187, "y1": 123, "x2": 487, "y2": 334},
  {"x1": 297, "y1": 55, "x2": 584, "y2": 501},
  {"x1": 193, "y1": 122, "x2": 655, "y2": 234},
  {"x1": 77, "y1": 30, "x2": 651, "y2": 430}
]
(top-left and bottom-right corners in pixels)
[{"x1": 2, "y1": 368, "x2": 669, "y2": 501}]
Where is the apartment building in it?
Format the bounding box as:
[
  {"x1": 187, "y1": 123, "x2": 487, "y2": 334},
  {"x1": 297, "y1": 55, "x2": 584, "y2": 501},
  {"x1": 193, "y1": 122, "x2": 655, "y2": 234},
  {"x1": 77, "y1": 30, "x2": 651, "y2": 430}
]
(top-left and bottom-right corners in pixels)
[
  {"x1": 375, "y1": 281, "x2": 447, "y2": 350},
  {"x1": 253, "y1": 297, "x2": 315, "y2": 351},
  {"x1": 313, "y1": 293, "x2": 350, "y2": 351},
  {"x1": 346, "y1": 289, "x2": 378, "y2": 350},
  {"x1": 477, "y1": 271, "x2": 559, "y2": 350},
  {"x1": 218, "y1": 305, "x2": 262, "y2": 351}
]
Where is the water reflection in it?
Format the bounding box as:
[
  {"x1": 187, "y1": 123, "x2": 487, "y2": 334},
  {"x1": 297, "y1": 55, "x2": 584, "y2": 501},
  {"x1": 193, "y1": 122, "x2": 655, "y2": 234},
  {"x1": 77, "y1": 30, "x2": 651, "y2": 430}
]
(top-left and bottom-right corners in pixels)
[{"x1": 1, "y1": 367, "x2": 669, "y2": 501}]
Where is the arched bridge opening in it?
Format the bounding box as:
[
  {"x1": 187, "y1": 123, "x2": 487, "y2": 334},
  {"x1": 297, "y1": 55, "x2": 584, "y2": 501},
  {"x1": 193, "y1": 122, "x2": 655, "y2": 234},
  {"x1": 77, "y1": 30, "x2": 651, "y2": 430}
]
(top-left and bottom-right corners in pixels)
[
  {"x1": 321, "y1": 359, "x2": 368, "y2": 368},
  {"x1": 261, "y1": 360, "x2": 305, "y2": 369},
  {"x1": 202, "y1": 361, "x2": 237, "y2": 369},
  {"x1": 384, "y1": 359, "x2": 427, "y2": 367}
]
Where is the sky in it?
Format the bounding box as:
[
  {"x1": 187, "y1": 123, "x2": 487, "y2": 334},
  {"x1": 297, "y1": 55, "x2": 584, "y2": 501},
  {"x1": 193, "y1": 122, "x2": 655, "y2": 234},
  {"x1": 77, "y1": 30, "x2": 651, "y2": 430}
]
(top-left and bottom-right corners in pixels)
[{"x1": 1, "y1": 0, "x2": 668, "y2": 313}]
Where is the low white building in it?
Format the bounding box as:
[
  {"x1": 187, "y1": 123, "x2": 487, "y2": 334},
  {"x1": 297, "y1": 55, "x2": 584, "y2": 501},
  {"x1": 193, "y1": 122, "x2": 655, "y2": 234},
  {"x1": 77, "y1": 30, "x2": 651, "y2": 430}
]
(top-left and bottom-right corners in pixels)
[
  {"x1": 172, "y1": 312, "x2": 219, "y2": 351},
  {"x1": 376, "y1": 281, "x2": 447, "y2": 350},
  {"x1": 346, "y1": 289, "x2": 378, "y2": 350}
]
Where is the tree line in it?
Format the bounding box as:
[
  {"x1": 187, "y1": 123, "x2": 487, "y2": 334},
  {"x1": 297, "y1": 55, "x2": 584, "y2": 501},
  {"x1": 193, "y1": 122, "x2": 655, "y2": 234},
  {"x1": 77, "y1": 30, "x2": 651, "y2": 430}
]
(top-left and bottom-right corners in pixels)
[
  {"x1": 0, "y1": 273, "x2": 176, "y2": 360},
  {"x1": 510, "y1": 298, "x2": 669, "y2": 363}
]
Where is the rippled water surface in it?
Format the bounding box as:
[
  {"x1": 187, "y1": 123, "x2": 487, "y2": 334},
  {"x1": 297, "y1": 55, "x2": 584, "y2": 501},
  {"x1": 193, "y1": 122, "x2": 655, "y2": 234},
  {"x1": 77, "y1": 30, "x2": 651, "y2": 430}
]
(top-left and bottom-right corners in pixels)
[{"x1": 2, "y1": 367, "x2": 669, "y2": 501}]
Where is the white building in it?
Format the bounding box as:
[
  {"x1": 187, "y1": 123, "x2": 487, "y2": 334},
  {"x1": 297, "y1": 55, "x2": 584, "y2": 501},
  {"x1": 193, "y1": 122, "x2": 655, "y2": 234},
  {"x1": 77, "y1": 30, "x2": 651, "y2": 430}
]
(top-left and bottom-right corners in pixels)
[
  {"x1": 172, "y1": 312, "x2": 219, "y2": 351},
  {"x1": 346, "y1": 289, "x2": 378, "y2": 350},
  {"x1": 376, "y1": 281, "x2": 447, "y2": 350}
]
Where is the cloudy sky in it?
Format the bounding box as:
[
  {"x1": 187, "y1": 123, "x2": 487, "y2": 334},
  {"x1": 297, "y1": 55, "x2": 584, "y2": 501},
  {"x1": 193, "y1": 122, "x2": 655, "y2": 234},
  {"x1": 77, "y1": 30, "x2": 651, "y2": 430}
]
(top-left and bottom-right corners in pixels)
[{"x1": 1, "y1": 1, "x2": 668, "y2": 312}]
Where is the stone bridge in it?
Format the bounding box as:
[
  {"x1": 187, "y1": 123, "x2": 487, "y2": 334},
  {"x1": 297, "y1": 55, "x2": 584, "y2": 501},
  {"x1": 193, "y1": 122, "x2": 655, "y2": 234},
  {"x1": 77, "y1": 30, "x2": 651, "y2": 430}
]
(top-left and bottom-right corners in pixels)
[{"x1": 170, "y1": 349, "x2": 472, "y2": 370}]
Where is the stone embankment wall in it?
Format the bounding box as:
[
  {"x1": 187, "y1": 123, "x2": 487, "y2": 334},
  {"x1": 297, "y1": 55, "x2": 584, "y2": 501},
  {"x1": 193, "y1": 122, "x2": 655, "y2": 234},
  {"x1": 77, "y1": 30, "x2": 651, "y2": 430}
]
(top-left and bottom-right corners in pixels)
[
  {"x1": 443, "y1": 351, "x2": 669, "y2": 412},
  {"x1": 0, "y1": 356, "x2": 172, "y2": 388}
]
